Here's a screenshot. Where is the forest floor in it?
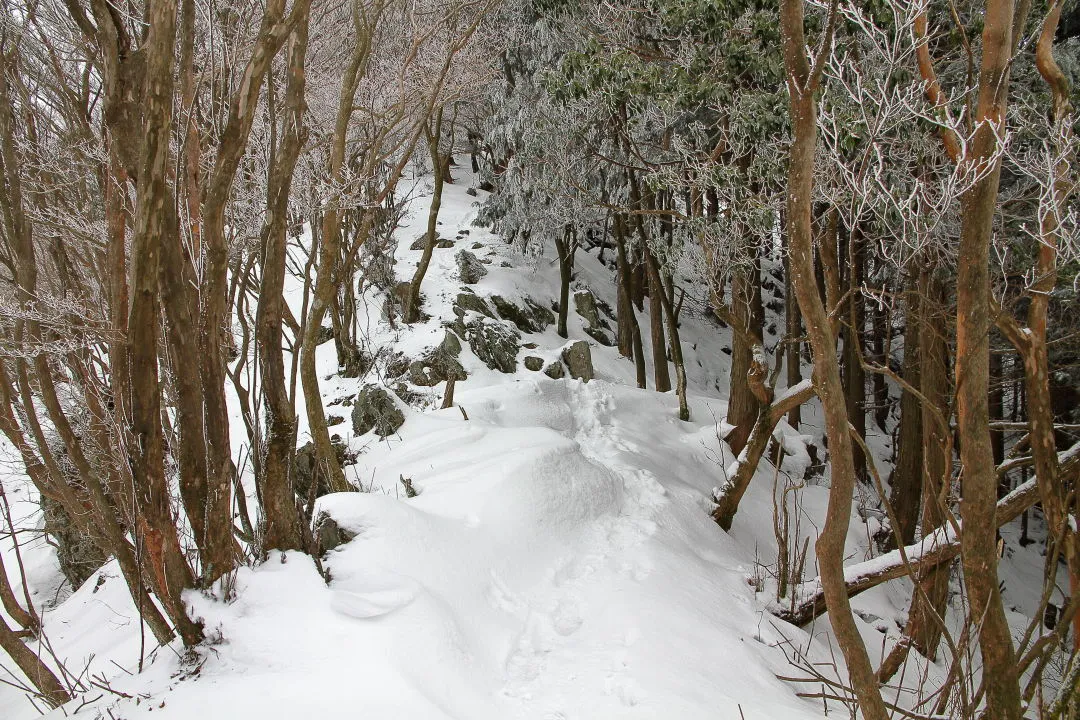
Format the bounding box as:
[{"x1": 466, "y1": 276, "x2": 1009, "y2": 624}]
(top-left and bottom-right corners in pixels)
[{"x1": 0, "y1": 170, "x2": 1060, "y2": 719}]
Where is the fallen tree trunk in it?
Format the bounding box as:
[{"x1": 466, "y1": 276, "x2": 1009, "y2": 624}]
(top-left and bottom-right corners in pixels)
[{"x1": 773, "y1": 444, "x2": 1080, "y2": 627}]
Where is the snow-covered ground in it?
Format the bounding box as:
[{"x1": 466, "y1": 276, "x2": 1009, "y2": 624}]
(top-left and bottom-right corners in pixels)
[{"x1": 0, "y1": 169, "x2": 1061, "y2": 719}]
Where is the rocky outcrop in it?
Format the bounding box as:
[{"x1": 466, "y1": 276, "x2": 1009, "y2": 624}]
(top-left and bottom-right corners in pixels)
[
  {"x1": 561, "y1": 340, "x2": 594, "y2": 381},
  {"x1": 42, "y1": 495, "x2": 107, "y2": 589},
  {"x1": 351, "y1": 385, "x2": 406, "y2": 437},
  {"x1": 574, "y1": 289, "x2": 614, "y2": 346},
  {"x1": 408, "y1": 331, "x2": 467, "y2": 386},
  {"x1": 294, "y1": 439, "x2": 355, "y2": 499},
  {"x1": 466, "y1": 318, "x2": 520, "y2": 373},
  {"x1": 491, "y1": 295, "x2": 555, "y2": 334},
  {"x1": 456, "y1": 250, "x2": 488, "y2": 284}
]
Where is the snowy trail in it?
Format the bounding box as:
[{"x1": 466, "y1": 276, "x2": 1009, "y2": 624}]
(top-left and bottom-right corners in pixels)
[{"x1": 302, "y1": 379, "x2": 828, "y2": 720}]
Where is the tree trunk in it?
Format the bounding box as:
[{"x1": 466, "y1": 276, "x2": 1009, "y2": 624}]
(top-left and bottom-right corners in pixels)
[
  {"x1": 954, "y1": 0, "x2": 1022, "y2": 714},
  {"x1": 842, "y1": 225, "x2": 866, "y2": 482},
  {"x1": 784, "y1": 245, "x2": 802, "y2": 429},
  {"x1": 405, "y1": 107, "x2": 446, "y2": 324},
  {"x1": 0, "y1": 615, "x2": 69, "y2": 708},
  {"x1": 555, "y1": 225, "x2": 574, "y2": 340},
  {"x1": 256, "y1": 12, "x2": 309, "y2": 553},
  {"x1": 727, "y1": 266, "x2": 763, "y2": 453},
  {"x1": 127, "y1": 0, "x2": 203, "y2": 645},
  {"x1": 887, "y1": 280, "x2": 923, "y2": 548},
  {"x1": 779, "y1": 1, "x2": 888, "y2": 716}
]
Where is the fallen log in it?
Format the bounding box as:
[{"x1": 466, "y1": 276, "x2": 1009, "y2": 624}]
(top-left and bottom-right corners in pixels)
[{"x1": 771, "y1": 444, "x2": 1079, "y2": 627}]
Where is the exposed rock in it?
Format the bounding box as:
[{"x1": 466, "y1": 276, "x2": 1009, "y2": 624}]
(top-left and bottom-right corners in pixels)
[
  {"x1": 436, "y1": 239, "x2": 455, "y2": 249},
  {"x1": 408, "y1": 338, "x2": 467, "y2": 386},
  {"x1": 453, "y1": 291, "x2": 494, "y2": 319},
  {"x1": 575, "y1": 290, "x2": 614, "y2": 345},
  {"x1": 351, "y1": 385, "x2": 406, "y2": 437},
  {"x1": 392, "y1": 383, "x2": 424, "y2": 407},
  {"x1": 574, "y1": 290, "x2": 602, "y2": 329},
  {"x1": 385, "y1": 353, "x2": 410, "y2": 380},
  {"x1": 543, "y1": 361, "x2": 566, "y2": 379},
  {"x1": 471, "y1": 242, "x2": 483, "y2": 250},
  {"x1": 490, "y1": 295, "x2": 554, "y2": 334},
  {"x1": 409, "y1": 236, "x2": 428, "y2": 250},
  {"x1": 328, "y1": 415, "x2": 344, "y2": 426},
  {"x1": 294, "y1": 440, "x2": 355, "y2": 499},
  {"x1": 42, "y1": 495, "x2": 107, "y2": 590},
  {"x1": 456, "y1": 249, "x2": 488, "y2": 284},
  {"x1": 314, "y1": 512, "x2": 356, "y2": 556},
  {"x1": 465, "y1": 318, "x2": 520, "y2": 373},
  {"x1": 524, "y1": 356, "x2": 544, "y2": 371},
  {"x1": 466, "y1": 187, "x2": 478, "y2": 196},
  {"x1": 561, "y1": 341, "x2": 594, "y2": 382},
  {"x1": 584, "y1": 325, "x2": 615, "y2": 347}
]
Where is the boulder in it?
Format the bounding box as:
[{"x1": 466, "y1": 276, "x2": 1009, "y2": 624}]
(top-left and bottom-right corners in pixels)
[
  {"x1": 561, "y1": 341, "x2": 594, "y2": 382},
  {"x1": 314, "y1": 512, "x2": 356, "y2": 555},
  {"x1": 351, "y1": 385, "x2": 406, "y2": 437},
  {"x1": 453, "y1": 291, "x2": 494, "y2": 319},
  {"x1": 524, "y1": 356, "x2": 544, "y2": 371},
  {"x1": 543, "y1": 361, "x2": 566, "y2": 379},
  {"x1": 456, "y1": 250, "x2": 488, "y2": 284},
  {"x1": 466, "y1": 319, "x2": 520, "y2": 373},
  {"x1": 436, "y1": 238, "x2": 455, "y2": 248}
]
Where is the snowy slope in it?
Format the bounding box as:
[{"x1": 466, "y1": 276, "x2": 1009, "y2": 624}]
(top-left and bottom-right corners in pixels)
[{"x1": 0, "y1": 169, "x2": 1053, "y2": 719}]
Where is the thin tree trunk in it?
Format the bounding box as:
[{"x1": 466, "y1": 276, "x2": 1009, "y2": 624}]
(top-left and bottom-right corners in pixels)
[
  {"x1": 0, "y1": 615, "x2": 69, "y2": 709},
  {"x1": 784, "y1": 244, "x2": 802, "y2": 429},
  {"x1": 256, "y1": 11, "x2": 309, "y2": 553},
  {"x1": 555, "y1": 224, "x2": 575, "y2": 340},
  {"x1": 954, "y1": 0, "x2": 1023, "y2": 714},
  {"x1": 779, "y1": 1, "x2": 888, "y2": 716},
  {"x1": 727, "y1": 267, "x2": 763, "y2": 453},
  {"x1": 405, "y1": 107, "x2": 446, "y2": 324},
  {"x1": 887, "y1": 280, "x2": 923, "y2": 548}
]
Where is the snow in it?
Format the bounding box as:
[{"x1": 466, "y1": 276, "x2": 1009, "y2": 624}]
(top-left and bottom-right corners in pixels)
[{"x1": 0, "y1": 168, "x2": 1059, "y2": 719}]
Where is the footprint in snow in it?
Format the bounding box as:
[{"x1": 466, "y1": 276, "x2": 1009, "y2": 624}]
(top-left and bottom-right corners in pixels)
[{"x1": 331, "y1": 576, "x2": 420, "y2": 619}]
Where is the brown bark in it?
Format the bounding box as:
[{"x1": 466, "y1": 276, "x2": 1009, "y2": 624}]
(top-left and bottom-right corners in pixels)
[
  {"x1": 299, "y1": 23, "x2": 371, "y2": 497},
  {"x1": 954, "y1": 0, "x2": 1022, "y2": 714},
  {"x1": 405, "y1": 107, "x2": 446, "y2": 324},
  {"x1": 842, "y1": 226, "x2": 866, "y2": 481},
  {"x1": 197, "y1": 0, "x2": 305, "y2": 581},
  {"x1": 887, "y1": 281, "x2": 923, "y2": 548},
  {"x1": 727, "y1": 268, "x2": 763, "y2": 453},
  {"x1": 784, "y1": 247, "x2": 802, "y2": 429},
  {"x1": 712, "y1": 380, "x2": 816, "y2": 530},
  {"x1": 127, "y1": 0, "x2": 203, "y2": 645},
  {"x1": 256, "y1": 11, "x2": 310, "y2": 553},
  {"x1": 0, "y1": 614, "x2": 69, "y2": 709},
  {"x1": 779, "y1": 0, "x2": 888, "y2": 716},
  {"x1": 555, "y1": 225, "x2": 574, "y2": 340}
]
